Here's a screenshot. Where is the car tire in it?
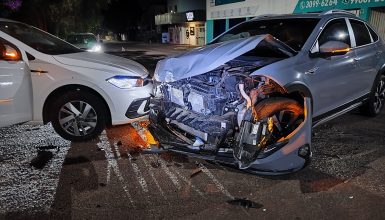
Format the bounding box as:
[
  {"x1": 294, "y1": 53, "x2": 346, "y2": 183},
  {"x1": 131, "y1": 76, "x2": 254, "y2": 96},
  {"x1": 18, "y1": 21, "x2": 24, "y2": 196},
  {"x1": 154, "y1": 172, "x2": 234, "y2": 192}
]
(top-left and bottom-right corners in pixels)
[
  {"x1": 50, "y1": 90, "x2": 107, "y2": 142},
  {"x1": 360, "y1": 74, "x2": 385, "y2": 117}
]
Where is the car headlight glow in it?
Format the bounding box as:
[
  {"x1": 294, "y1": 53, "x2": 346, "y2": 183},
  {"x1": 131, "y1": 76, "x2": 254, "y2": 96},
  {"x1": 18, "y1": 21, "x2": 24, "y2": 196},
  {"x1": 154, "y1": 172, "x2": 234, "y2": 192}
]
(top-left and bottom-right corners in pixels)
[
  {"x1": 107, "y1": 75, "x2": 144, "y2": 89},
  {"x1": 88, "y1": 44, "x2": 102, "y2": 53}
]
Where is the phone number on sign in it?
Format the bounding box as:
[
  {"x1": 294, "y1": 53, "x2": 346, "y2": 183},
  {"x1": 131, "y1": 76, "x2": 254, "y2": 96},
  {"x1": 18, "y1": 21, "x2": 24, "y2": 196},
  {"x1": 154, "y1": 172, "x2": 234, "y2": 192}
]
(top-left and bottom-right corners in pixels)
[{"x1": 300, "y1": 0, "x2": 338, "y2": 9}]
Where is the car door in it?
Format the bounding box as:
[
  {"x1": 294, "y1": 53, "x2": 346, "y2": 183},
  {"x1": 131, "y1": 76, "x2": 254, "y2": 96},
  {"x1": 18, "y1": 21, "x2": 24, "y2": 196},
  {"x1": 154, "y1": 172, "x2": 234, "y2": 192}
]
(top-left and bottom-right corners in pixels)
[
  {"x1": 348, "y1": 19, "x2": 380, "y2": 96},
  {"x1": 304, "y1": 18, "x2": 360, "y2": 118},
  {"x1": 0, "y1": 37, "x2": 33, "y2": 127}
]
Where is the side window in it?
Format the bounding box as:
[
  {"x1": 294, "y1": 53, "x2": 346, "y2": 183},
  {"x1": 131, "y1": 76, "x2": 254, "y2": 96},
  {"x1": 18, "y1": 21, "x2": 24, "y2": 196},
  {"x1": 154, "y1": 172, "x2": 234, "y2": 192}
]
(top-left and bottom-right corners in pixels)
[
  {"x1": 319, "y1": 19, "x2": 351, "y2": 47},
  {"x1": 349, "y1": 19, "x2": 372, "y2": 46},
  {"x1": 367, "y1": 25, "x2": 379, "y2": 42}
]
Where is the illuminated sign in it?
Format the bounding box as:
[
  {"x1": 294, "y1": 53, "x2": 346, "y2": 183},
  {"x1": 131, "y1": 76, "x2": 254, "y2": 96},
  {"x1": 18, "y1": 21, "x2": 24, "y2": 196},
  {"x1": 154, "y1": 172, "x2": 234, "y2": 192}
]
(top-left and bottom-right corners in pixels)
[
  {"x1": 295, "y1": 0, "x2": 385, "y2": 13},
  {"x1": 215, "y1": 0, "x2": 245, "y2": 6},
  {"x1": 186, "y1": 12, "x2": 194, "y2": 21}
]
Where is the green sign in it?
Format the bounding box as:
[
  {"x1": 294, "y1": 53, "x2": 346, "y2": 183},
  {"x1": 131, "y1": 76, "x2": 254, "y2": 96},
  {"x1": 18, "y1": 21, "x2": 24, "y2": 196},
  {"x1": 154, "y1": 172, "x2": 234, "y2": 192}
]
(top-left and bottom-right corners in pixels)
[
  {"x1": 215, "y1": 0, "x2": 245, "y2": 6},
  {"x1": 294, "y1": 0, "x2": 385, "y2": 13}
]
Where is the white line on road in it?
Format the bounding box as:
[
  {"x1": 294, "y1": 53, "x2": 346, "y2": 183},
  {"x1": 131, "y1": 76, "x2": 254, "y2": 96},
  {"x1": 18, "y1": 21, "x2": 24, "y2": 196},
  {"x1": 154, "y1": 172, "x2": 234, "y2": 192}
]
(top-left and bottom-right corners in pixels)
[
  {"x1": 127, "y1": 152, "x2": 149, "y2": 193},
  {"x1": 98, "y1": 131, "x2": 135, "y2": 208},
  {"x1": 114, "y1": 142, "x2": 121, "y2": 159},
  {"x1": 141, "y1": 155, "x2": 170, "y2": 204},
  {"x1": 199, "y1": 164, "x2": 234, "y2": 200},
  {"x1": 152, "y1": 155, "x2": 205, "y2": 197},
  {"x1": 157, "y1": 156, "x2": 181, "y2": 190},
  {"x1": 170, "y1": 166, "x2": 205, "y2": 197}
]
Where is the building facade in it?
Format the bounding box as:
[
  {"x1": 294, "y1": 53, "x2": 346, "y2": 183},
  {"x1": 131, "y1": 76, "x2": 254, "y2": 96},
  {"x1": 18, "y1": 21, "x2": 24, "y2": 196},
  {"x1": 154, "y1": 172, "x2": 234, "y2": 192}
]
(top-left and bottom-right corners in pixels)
[
  {"x1": 206, "y1": 0, "x2": 385, "y2": 43},
  {"x1": 155, "y1": 0, "x2": 206, "y2": 46}
]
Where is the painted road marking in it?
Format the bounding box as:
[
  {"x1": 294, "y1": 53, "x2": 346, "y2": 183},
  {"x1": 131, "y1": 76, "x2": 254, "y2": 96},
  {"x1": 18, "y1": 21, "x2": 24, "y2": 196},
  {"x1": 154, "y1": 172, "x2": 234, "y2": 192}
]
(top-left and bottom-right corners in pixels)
[
  {"x1": 141, "y1": 155, "x2": 169, "y2": 204},
  {"x1": 199, "y1": 164, "x2": 235, "y2": 200},
  {"x1": 98, "y1": 131, "x2": 135, "y2": 208},
  {"x1": 157, "y1": 156, "x2": 181, "y2": 190},
  {"x1": 127, "y1": 152, "x2": 149, "y2": 193}
]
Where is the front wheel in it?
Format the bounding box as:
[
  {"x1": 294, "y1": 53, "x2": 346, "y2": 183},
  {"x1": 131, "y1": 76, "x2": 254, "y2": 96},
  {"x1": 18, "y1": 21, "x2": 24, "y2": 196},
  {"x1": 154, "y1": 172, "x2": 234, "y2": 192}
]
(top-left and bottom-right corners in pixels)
[
  {"x1": 50, "y1": 90, "x2": 107, "y2": 142},
  {"x1": 361, "y1": 75, "x2": 385, "y2": 117}
]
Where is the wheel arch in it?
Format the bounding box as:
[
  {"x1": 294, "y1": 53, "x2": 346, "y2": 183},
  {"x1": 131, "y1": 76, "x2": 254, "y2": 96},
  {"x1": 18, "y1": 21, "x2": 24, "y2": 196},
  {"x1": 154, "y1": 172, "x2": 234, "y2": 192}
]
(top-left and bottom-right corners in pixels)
[
  {"x1": 379, "y1": 63, "x2": 385, "y2": 77},
  {"x1": 284, "y1": 82, "x2": 313, "y2": 110},
  {"x1": 42, "y1": 84, "x2": 112, "y2": 126}
]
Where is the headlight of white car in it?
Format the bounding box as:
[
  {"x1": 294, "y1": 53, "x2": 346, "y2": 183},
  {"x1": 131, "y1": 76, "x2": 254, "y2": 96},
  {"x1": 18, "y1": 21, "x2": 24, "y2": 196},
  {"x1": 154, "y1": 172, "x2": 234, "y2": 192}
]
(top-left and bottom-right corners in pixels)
[{"x1": 106, "y1": 76, "x2": 144, "y2": 89}]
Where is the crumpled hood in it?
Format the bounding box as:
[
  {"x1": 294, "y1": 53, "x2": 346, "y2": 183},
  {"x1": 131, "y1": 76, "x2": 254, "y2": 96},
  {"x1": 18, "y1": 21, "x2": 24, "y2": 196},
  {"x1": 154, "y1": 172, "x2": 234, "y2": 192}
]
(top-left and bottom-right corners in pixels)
[
  {"x1": 54, "y1": 52, "x2": 149, "y2": 77},
  {"x1": 154, "y1": 34, "x2": 291, "y2": 82}
]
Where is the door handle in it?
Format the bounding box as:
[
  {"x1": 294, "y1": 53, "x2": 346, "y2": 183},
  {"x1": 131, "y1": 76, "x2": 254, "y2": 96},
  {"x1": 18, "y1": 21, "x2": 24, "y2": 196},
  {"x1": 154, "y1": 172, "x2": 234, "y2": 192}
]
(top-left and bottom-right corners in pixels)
[
  {"x1": 352, "y1": 58, "x2": 359, "y2": 67},
  {"x1": 31, "y1": 69, "x2": 48, "y2": 74}
]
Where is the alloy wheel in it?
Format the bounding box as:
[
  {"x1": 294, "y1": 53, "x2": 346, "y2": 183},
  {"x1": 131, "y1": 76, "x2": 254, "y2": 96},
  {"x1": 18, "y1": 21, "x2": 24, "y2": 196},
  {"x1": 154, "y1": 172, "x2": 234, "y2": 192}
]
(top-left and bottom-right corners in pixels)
[
  {"x1": 374, "y1": 76, "x2": 385, "y2": 113},
  {"x1": 58, "y1": 101, "x2": 98, "y2": 137}
]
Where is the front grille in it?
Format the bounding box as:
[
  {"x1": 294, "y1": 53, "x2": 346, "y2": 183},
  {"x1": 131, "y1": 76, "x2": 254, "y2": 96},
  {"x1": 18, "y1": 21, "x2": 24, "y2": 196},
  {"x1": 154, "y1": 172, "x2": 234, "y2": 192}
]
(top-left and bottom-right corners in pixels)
[{"x1": 125, "y1": 98, "x2": 150, "y2": 119}]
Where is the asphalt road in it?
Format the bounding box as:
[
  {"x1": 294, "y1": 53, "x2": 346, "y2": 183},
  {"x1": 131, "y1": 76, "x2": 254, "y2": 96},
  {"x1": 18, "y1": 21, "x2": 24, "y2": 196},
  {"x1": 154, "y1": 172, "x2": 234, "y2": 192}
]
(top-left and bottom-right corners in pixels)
[{"x1": 1, "y1": 42, "x2": 385, "y2": 219}]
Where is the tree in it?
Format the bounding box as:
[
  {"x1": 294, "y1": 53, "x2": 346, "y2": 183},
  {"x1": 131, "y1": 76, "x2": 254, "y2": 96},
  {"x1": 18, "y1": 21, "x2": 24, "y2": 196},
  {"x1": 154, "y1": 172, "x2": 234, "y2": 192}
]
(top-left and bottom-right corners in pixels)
[{"x1": 2, "y1": 0, "x2": 108, "y2": 37}]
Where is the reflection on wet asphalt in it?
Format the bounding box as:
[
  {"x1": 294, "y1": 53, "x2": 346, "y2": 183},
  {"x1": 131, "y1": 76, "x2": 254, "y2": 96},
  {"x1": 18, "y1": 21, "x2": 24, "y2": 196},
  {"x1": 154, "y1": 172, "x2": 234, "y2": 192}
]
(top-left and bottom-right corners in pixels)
[{"x1": 1, "y1": 111, "x2": 385, "y2": 219}]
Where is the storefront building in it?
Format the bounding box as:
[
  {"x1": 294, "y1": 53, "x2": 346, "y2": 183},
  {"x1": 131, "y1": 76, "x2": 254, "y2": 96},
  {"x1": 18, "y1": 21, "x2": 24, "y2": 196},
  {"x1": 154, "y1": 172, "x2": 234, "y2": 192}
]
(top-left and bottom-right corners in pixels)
[
  {"x1": 155, "y1": 0, "x2": 206, "y2": 46},
  {"x1": 206, "y1": 0, "x2": 385, "y2": 43}
]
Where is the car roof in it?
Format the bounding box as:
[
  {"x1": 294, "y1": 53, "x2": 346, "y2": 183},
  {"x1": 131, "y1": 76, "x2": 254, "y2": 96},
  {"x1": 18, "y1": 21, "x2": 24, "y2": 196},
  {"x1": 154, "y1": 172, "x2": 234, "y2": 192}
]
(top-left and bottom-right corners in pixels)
[
  {"x1": 0, "y1": 18, "x2": 23, "y2": 23},
  {"x1": 250, "y1": 10, "x2": 360, "y2": 21}
]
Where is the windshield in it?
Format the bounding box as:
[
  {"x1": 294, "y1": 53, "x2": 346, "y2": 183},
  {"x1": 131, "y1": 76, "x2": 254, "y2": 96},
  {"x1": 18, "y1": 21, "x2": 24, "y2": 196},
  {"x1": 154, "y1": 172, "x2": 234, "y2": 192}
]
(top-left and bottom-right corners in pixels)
[
  {"x1": 213, "y1": 18, "x2": 320, "y2": 51},
  {"x1": 0, "y1": 21, "x2": 83, "y2": 55},
  {"x1": 67, "y1": 34, "x2": 97, "y2": 45}
]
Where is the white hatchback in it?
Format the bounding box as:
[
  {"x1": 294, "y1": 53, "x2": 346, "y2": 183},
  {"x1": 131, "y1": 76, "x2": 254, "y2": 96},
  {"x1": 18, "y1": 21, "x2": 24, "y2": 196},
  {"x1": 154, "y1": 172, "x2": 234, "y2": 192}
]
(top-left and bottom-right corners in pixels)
[{"x1": 0, "y1": 19, "x2": 152, "y2": 141}]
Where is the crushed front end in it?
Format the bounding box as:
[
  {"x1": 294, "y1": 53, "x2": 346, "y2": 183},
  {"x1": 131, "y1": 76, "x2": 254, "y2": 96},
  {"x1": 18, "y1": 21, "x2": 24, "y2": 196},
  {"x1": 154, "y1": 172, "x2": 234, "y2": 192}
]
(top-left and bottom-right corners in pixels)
[{"x1": 149, "y1": 35, "x2": 313, "y2": 175}]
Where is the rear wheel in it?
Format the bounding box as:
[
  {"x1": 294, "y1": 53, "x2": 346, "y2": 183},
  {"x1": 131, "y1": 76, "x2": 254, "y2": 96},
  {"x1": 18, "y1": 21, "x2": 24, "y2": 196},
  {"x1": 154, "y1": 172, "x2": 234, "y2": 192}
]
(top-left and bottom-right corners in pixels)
[
  {"x1": 50, "y1": 90, "x2": 107, "y2": 142},
  {"x1": 361, "y1": 75, "x2": 385, "y2": 116}
]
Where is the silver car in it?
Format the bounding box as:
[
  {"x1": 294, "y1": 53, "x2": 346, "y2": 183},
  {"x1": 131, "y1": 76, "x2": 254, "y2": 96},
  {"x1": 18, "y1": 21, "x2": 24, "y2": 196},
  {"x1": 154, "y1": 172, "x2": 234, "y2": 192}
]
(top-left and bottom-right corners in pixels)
[{"x1": 149, "y1": 10, "x2": 385, "y2": 174}]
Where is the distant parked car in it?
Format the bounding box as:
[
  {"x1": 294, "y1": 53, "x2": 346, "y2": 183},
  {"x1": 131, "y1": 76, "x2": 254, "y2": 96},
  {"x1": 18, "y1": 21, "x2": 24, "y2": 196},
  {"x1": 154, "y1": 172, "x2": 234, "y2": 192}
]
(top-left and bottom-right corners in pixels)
[
  {"x1": 149, "y1": 10, "x2": 385, "y2": 174},
  {"x1": 66, "y1": 33, "x2": 103, "y2": 52},
  {"x1": 0, "y1": 19, "x2": 152, "y2": 141}
]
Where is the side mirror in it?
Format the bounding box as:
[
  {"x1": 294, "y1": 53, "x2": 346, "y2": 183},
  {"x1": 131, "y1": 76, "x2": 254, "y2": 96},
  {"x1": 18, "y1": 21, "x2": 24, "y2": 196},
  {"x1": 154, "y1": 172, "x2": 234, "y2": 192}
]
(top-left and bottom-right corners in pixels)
[
  {"x1": 318, "y1": 41, "x2": 350, "y2": 56},
  {"x1": 1, "y1": 44, "x2": 21, "y2": 61}
]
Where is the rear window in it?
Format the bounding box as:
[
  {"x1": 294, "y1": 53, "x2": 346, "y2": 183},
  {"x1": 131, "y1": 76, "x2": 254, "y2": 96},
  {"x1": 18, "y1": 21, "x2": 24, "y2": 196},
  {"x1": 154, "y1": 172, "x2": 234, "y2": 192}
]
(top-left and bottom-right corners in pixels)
[
  {"x1": 349, "y1": 19, "x2": 372, "y2": 46},
  {"x1": 367, "y1": 25, "x2": 379, "y2": 42}
]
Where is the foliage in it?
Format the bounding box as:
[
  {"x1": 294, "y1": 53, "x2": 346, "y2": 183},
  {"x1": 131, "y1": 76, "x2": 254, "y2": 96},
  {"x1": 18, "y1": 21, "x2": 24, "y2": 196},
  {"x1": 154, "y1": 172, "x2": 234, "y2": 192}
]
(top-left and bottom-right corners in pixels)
[{"x1": 1, "y1": 0, "x2": 108, "y2": 37}]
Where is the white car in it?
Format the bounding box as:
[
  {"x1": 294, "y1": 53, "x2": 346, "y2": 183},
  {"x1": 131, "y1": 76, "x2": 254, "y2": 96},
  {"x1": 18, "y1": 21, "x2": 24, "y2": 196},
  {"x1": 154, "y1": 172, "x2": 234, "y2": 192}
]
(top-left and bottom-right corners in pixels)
[{"x1": 0, "y1": 19, "x2": 152, "y2": 141}]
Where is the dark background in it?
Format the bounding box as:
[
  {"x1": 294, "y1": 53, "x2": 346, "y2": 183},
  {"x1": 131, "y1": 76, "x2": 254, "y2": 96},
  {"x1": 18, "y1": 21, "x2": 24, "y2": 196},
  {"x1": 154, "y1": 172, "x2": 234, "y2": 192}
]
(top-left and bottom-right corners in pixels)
[{"x1": 0, "y1": 0, "x2": 167, "y2": 40}]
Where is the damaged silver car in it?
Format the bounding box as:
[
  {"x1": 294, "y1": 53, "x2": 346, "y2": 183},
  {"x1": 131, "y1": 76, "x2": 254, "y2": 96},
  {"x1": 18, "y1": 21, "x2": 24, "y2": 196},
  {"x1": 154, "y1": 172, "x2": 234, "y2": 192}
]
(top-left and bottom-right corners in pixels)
[{"x1": 148, "y1": 10, "x2": 385, "y2": 174}]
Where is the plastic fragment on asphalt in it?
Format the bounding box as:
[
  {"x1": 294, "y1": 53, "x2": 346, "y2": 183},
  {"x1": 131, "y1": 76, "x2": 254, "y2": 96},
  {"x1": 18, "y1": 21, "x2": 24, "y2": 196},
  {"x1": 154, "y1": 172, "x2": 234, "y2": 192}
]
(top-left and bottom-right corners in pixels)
[{"x1": 190, "y1": 168, "x2": 203, "y2": 178}]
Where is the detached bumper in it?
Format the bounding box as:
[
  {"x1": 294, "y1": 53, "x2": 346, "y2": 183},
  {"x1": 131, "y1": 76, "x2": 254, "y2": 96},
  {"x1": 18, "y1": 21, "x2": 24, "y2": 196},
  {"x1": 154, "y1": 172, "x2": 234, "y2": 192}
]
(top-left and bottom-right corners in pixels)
[{"x1": 148, "y1": 98, "x2": 313, "y2": 175}]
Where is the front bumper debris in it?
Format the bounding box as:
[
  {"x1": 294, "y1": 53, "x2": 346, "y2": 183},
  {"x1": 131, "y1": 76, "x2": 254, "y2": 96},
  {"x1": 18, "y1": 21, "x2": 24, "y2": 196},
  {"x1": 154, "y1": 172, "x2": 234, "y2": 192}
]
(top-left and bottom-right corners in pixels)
[{"x1": 148, "y1": 98, "x2": 313, "y2": 175}]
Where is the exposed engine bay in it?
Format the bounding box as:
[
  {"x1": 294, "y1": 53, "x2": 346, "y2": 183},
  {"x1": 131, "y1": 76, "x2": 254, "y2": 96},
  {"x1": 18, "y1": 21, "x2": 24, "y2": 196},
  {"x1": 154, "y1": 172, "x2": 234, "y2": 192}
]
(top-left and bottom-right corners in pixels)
[{"x1": 150, "y1": 54, "x2": 306, "y2": 169}]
